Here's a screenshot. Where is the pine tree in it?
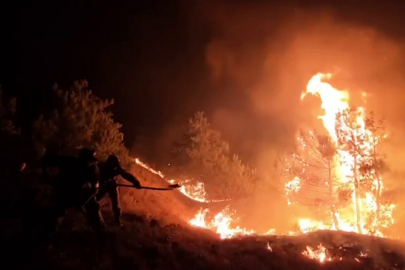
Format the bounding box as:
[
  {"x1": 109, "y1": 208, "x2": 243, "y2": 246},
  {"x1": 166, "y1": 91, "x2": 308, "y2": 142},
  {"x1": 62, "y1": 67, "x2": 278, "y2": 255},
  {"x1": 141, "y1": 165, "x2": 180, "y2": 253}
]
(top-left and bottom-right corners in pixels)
[
  {"x1": 284, "y1": 129, "x2": 340, "y2": 229},
  {"x1": 32, "y1": 80, "x2": 131, "y2": 167},
  {"x1": 335, "y1": 108, "x2": 366, "y2": 233},
  {"x1": 171, "y1": 111, "x2": 258, "y2": 201},
  {"x1": 0, "y1": 88, "x2": 23, "y2": 175},
  {"x1": 0, "y1": 88, "x2": 19, "y2": 136},
  {"x1": 334, "y1": 108, "x2": 390, "y2": 234},
  {"x1": 362, "y1": 111, "x2": 390, "y2": 233}
]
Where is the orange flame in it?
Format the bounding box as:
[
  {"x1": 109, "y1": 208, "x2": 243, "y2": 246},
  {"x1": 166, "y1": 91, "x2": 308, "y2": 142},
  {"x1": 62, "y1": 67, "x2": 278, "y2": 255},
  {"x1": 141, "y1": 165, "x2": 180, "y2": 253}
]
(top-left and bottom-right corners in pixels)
[
  {"x1": 189, "y1": 207, "x2": 256, "y2": 239},
  {"x1": 302, "y1": 243, "x2": 368, "y2": 263},
  {"x1": 289, "y1": 73, "x2": 395, "y2": 236},
  {"x1": 134, "y1": 72, "x2": 395, "y2": 242},
  {"x1": 302, "y1": 244, "x2": 331, "y2": 263},
  {"x1": 135, "y1": 158, "x2": 207, "y2": 202},
  {"x1": 302, "y1": 73, "x2": 349, "y2": 141},
  {"x1": 134, "y1": 158, "x2": 257, "y2": 238}
]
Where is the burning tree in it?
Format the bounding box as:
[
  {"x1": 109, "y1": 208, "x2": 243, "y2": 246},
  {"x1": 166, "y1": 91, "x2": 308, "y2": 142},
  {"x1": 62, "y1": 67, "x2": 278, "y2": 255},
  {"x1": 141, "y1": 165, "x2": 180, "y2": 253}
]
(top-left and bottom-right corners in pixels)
[
  {"x1": 284, "y1": 130, "x2": 341, "y2": 230},
  {"x1": 364, "y1": 112, "x2": 391, "y2": 230},
  {"x1": 285, "y1": 73, "x2": 394, "y2": 236},
  {"x1": 335, "y1": 108, "x2": 391, "y2": 234}
]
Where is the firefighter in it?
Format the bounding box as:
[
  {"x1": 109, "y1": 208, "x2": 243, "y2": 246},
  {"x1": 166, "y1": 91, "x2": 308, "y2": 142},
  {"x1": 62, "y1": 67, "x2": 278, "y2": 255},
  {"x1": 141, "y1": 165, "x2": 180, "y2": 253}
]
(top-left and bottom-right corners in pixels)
[
  {"x1": 42, "y1": 147, "x2": 105, "y2": 232},
  {"x1": 97, "y1": 154, "x2": 141, "y2": 226}
]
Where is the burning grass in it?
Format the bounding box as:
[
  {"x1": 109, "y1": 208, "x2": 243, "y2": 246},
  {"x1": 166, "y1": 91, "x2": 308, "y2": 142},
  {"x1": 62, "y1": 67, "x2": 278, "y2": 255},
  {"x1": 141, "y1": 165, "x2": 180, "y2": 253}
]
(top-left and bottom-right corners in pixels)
[
  {"x1": 128, "y1": 72, "x2": 401, "y2": 269},
  {"x1": 27, "y1": 211, "x2": 405, "y2": 270},
  {"x1": 1, "y1": 72, "x2": 403, "y2": 269}
]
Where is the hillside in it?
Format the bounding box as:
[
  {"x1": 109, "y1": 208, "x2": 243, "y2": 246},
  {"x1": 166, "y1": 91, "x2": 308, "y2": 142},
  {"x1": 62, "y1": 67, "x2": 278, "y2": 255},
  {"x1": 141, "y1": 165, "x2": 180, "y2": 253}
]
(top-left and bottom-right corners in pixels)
[
  {"x1": 20, "y1": 212, "x2": 405, "y2": 270},
  {"x1": 2, "y1": 162, "x2": 405, "y2": 270},
  {"x1": 117, "y1": 162, "x2": 229, "y2": 224}
]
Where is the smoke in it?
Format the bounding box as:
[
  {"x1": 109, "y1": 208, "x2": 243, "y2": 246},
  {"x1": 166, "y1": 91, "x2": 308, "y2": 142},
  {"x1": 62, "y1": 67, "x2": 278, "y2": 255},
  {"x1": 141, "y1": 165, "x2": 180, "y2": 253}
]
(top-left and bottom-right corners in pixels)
[
  {"x1": 182, "y1": 0, "x2": 405, "y2": 233},
  {"x1": 138, "y1": 0, "x2": 405, "y2": 235},
  {"x1": 195, "y1": 1, "x2": 405, "y2": 169}
]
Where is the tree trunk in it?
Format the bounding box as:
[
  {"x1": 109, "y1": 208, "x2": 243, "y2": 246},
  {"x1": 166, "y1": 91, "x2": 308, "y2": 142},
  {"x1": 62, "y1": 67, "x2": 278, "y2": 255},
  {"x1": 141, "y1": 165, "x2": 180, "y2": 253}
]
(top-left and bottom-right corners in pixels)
[
  {"x1": 353, "y1": 157, "x2": 363, "y2": 234},
  {"x1": 328, "y1": 162, "x2": 340, "y2": 230},
  {"x1": 372, "y1": 175, "x2": 381, "y2": 235},
  {"x1": 376, "y1": 176, "x2": 381, "y2": 222},
  {"x1": 373, "y1": 145, "x2": 381, "y2": 233}
]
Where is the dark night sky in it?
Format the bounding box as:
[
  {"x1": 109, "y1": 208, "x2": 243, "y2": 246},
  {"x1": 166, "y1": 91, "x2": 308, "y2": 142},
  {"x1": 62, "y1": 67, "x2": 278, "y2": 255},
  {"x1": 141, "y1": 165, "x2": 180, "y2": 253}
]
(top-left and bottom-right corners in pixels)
[
  {"x1": 1, "y1": 0, "x2": 405, "y2": 163},
  {"x1": 0, "y1": 0, "x2": 213, "y2": 158}
]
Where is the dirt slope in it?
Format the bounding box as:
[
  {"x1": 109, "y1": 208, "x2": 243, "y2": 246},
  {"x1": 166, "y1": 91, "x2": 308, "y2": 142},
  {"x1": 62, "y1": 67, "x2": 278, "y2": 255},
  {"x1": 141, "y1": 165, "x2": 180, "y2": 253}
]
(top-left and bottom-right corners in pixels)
[
  {"x1": 38, "y1": 164, "x2": 405, "y2": 269},
  {"x1": 25, "y1": 212, "x2": 405, "y2": 270},
  {"x1": 113, "y1": 163, "x2": 228, "y2": 225},
  {"x1": 4, "y1": 164, "x2": 405, "y2": 270}
]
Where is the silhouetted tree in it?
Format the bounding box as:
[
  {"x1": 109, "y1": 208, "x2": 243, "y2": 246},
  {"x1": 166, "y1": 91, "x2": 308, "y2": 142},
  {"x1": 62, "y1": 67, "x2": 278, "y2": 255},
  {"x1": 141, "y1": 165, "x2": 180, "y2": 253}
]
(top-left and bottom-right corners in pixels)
[
  {"x1": 0, "y1": 89, "x2": 19, "y2": 135},
  {"x1": 0, "y1": 89, "x2": 29, "y2": 176},
  {"x1": 32, "y1": 80, "x2": 131, "y2": 167},
  {"x1": 171, "y1": 111, "x2": 258, "y2": 201}
]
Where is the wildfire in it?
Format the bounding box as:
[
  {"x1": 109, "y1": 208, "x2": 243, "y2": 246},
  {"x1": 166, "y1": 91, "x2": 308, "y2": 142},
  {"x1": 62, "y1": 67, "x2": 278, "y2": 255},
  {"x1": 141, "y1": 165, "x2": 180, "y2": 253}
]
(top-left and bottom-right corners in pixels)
[
  {"x1": 285, "y1": 176, "x2": 302, "y2": 205},
  {"x1": 134, "y1": 158, "x2": 254, "y2": 238},
  {"x1": 135, "y1": 158, "x2": 207, "y2": 202},
  {"x1": 189, "y1": 207, "x2": 255, "y2": 239},
  {"x1": 287, "y1": 72, "x2": 395, "y2": 236},
  {"x1": 298, "y1": 219, "x2": 329, "y2": 234},
  {"x1": 302, "y1": 244, "x2": 331, "y2": 263},
  {"x1": 302, "y1": 73, "x2": 349, "y2": 141},
  {"x1": 133, "y1": 72, "x2": 395, "y2": 245},
  {"x1": 301, "y1": 244, "x2": 369, "y2": 264}
]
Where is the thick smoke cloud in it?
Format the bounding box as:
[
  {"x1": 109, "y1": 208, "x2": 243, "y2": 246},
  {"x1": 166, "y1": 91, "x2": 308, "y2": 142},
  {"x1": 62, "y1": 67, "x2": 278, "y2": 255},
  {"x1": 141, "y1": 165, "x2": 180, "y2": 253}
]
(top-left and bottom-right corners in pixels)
[
  {"x1": 179, "y1": 0, "x2": 405, "y2": 233},
  {"x1": 194, "y1": 1, "x2": 405, "y2": 174},
  {"x1": 142, "y1": 0, "x2": 405, "y2": 234}
]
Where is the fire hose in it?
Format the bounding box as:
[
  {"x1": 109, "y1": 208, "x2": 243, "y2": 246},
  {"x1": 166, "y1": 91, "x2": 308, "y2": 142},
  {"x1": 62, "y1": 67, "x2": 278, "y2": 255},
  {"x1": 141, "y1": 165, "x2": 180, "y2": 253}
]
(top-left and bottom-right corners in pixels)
[
  {"x1": 82, "y1": 183, "x2": 181, "y2": 208},
  {"x1": 117, "y1": 183, "x2": 181, "y2": 190}
]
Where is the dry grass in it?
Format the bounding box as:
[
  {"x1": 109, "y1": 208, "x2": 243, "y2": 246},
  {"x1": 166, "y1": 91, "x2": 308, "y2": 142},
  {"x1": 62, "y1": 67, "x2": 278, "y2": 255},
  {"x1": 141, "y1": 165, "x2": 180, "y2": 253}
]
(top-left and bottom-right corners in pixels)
[
  {"x1": 2, "y1": 164, "x2": 405, "y2": 270},
  {"x1": 23, "y1": 210, "x2": 405, "y2": 270}
]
